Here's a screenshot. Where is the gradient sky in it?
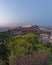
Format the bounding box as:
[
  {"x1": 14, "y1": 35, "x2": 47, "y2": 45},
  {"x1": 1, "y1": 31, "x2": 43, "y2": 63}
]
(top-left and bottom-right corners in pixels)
[{"x1": 0, "y1": 0, "x2": 52, "y2": 27}]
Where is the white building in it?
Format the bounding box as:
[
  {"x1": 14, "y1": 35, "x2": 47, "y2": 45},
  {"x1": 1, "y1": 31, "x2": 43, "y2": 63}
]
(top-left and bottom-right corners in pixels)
[{"x1": 40, "y1": 34, "x2": 49, "y2": 42}]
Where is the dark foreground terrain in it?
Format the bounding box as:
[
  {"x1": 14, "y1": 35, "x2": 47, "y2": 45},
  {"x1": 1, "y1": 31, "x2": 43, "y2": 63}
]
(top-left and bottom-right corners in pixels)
[{"x1": 0, "y1": 32, "x2": 52, "y2": 65}]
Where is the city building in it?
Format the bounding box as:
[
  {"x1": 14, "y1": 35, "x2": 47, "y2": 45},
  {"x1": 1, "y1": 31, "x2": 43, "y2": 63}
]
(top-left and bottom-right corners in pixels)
[
  {"x1": 40, "y1": 34, "x2": 49, "y2": 42},
  {"x1": 40, "y1": 33, "x2": 52, "y2": 43},
  {"x1": 11, "y1": 25, "x2": 40, "y2": 35}
]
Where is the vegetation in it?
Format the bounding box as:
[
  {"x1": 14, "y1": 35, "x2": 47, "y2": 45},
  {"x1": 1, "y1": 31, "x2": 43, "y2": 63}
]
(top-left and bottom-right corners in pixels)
[{"x1": 0, "y1": 32, "x2": 52, "y2": 65}]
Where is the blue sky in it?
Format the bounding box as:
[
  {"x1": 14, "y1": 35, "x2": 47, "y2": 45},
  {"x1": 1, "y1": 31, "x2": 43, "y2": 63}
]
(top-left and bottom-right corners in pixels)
[{"x1": 0, "y1": 0, "x2": 52, "y2": 27}]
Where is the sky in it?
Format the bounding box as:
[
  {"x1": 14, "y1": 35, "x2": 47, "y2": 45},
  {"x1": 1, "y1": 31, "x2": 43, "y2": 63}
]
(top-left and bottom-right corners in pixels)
[{"x1": 0, "y1": 0, "x2": 52, "y2": 27}]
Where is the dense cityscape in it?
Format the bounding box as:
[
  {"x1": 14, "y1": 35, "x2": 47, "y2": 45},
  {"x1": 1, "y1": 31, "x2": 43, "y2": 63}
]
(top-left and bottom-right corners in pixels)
[
  {"x1": 0, "y1": 0, "x2": 52, "y2": 65},
  {"x1": 0, "y1": 24, "x2": 52, "y2": 43},
  {"x1": 0, "y1": 24, "x2": 52, "y2": 65}
]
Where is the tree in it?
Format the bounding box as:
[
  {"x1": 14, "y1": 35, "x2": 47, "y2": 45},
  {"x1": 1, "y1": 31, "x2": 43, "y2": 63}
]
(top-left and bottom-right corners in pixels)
[{"x1": 0, "y1": 32, "x2": 10, "y2": 65}]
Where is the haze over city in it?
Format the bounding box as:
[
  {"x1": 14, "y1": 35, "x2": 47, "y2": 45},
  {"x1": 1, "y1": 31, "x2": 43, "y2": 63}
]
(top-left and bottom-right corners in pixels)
[{"x1": 0, "y1": 0, "x2": 52, "y2": 27}]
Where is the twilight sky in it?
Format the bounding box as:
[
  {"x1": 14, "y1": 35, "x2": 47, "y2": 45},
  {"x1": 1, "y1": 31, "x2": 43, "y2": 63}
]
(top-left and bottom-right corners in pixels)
[{"x1": 0, "y1": 0, "x2": 52, "y2": 27}]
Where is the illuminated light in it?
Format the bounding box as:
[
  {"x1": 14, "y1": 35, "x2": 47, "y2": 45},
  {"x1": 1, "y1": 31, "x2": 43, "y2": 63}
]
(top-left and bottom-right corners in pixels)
[{"x1": 22, "y1": 24, "x2": 32, "y2": 28}]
